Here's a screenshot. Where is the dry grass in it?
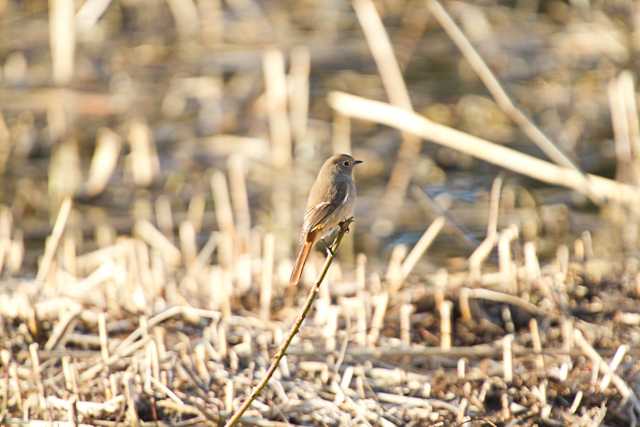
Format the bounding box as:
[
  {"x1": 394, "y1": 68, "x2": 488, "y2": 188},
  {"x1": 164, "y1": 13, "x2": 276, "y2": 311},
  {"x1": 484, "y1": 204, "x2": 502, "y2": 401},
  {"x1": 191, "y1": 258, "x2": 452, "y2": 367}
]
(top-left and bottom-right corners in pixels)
[{"x1": 2, "y1": 0, "x2": 640, "y2": 426}]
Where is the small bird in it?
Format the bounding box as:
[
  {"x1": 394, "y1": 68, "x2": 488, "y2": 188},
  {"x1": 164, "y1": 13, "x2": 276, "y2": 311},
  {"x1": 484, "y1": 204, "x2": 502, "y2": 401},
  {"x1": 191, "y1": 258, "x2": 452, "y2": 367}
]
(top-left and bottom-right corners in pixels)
[{"x1": 289, "y1": 153, "x2": 363, "y2": 286}]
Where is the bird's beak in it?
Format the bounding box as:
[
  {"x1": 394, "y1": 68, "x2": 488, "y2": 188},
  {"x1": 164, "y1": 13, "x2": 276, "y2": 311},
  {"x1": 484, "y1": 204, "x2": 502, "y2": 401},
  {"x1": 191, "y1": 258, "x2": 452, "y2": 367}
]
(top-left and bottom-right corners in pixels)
[{"x1": 354, "y1": 159, "x2": 364, "y2": 165}]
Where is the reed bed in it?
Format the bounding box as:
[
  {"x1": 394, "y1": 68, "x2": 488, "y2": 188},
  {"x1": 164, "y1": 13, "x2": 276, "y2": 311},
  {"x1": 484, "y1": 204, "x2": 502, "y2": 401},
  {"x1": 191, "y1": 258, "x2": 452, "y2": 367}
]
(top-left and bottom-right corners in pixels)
[{"x1": 2, "y1": 0, "x2": 640, "y2": 426}]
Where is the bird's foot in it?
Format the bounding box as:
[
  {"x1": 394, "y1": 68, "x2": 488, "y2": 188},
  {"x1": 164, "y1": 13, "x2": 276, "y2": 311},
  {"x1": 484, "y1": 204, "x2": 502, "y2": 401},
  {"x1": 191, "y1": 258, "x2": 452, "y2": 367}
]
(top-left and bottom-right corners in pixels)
[{"x1": 339, "y1": 217, "x2": 355, "y2": 233}]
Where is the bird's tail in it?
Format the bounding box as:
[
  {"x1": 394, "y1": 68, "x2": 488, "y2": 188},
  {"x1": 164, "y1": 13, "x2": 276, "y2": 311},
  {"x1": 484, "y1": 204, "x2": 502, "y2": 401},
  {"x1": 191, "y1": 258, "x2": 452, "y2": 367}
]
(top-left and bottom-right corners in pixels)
[{"x1": 289, "y1": 231, "x2": 317, "y2": 286}]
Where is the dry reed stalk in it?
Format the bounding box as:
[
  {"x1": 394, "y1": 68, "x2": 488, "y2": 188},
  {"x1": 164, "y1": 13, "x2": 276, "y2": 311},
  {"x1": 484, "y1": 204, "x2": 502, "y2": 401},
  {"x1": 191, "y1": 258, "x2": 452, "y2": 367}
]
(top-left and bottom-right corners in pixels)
[
  {"x1": 328, "y1": 92, "x2": 640, "y2": 204},
  {"x1": 9, "y1": 364, "x2": 22, "y2": 410},
  {"x1": 427, "y1": 0, "x2": 581, "y2": 174},
  {"x1": 524, "y1": 241, "x2": 541, "y2": 283},
  {"x1": 466, "y1": 288, "x2": 549, "y2": 317},
  {"x1": 62, "y1": 235, "x2": 77, "y2": 277},
  {"x1": 44, "y1": 307, "x2": 80, "y2": 351},
  {"x1": 46, "y1": 395, "x2": 124, "y2": 418},
  {"x1": 47, "y1": 101, "x2": 66, "y2": 142},
  {"x1": 75, "y1": 0, "x2": 114, "y2": 32},
  {"x1": 29, "y1": 343, "x2": 46, "y2": 410},
  {"x1": 49, "y1": 138, "x2": 81, "y2": 205},
  {"x1": 440, "y1": 300, "x2": 452, "y2": 350},
  {"x1": 611, "y1": 71, "x2": 640, "y2": 187},
  {"x1": 166, "y1": 0, "x2": 199, "y2": 39},
  {"x1": 289, "y1": 47, "x2": 310, "y2": 149},
  {"x1": 529, "y1": 318, "x2": 545, "y2": 370},
  {"x1": 264, "y1": 49, "x2": 292, "y2": 169},
  {"x1": 260, "y1": 234, "x2": 275, "y2": 321},
  {"x1": 187, "y1": 193, "x2": 206, "y2": 232},
  {"x1": 353, "y1": 0, "x2": 421, "y2": 208},
  {"x1": 503, "y1": 334, "x2": 514, "y2": 382},
  {"x1": 37, "y1": 197, "x2": 72, "y2": 284},
  {"x1": 469, "y1": 176, "x2": 503, "y2": 277},
  {"x1": 4, "y1": 421, "x2": 94, "y2": 427},
  {"x1": 49, "y1": 0, "x2": 75, "y2": 85},
  {"x1": 197, "y1": 0, "x2": 222, "y2": 45},
  {"x1": 457, "y1": 358, "x2": 466, "y2": 379},
  {"x1": 620, "y1": 72, "x2": 640, "y2": 177},
  {"x1": 600, "y1": 345, "x2": 628, "y2": 390},
  {"x1": 179, "y1": 221, "x2": 198, "y2": 267},
  {"x1": 264, "y1": 49, "x2": 293, "y2": 257},
  {"x1": 0, "y1": 209, "x2": 10, "y2": 276},
  {"x1": 459, "y1": 288, "x2": 472, "y2": 324},
  {"x1": 128, "y1": 120, "x2": 159, "y2": 187},
  {"x1": 609, "y1": 75, "x2": 636, "y2": 184},
  {"x1": 400, "y1": 217, "x2": 445, "y2": 283},
  {"x1": 8, "y1": 230, "x2": 24, "y2": 274},
  {"x1": 355, "y1": 301, "x2": 367, "y2": 346},
  {"x1": 134, "y1": 220, "x2": 182, "y2": 269},
  {"x1": 498, "y1": 225, "x2": 518, "y2": 293},
  {"x1": 228, "y1": 155, "x2": 251, "y2": 237},
  {"x1": 155, "y1": 196, "x2": 174, "y2": 239},
  {"x1": 386, "y1": 244, "x2": 407, "y2": 292},
  {"x1": 0, "y1": 112, "x2": 9, "y2": 174},
  {"x1": 400, "y1": 304, "x2": 414, "y2": 345},
  {"x1": 186, "y1": 231, "x2": 218, "y2": 278},
  {"x1": 433, "y1": 268, "x2": 447, "y2": 311},
  {"x1": 332, "y1": 112, "x2": 351, "y2": 155},
  {"x1": 85, "y1": 128, "x2": 121, "y2": 197},
  {"x1": 211, "y1": 170, "x2": 235, "y2": 240},
  {"x1": 367, "y1": 292, "x2": 388, "y2": 346},
  {"x1": 98, "y1": 312, "x2": 109, "y2": 363},
  {"x1": 568, "y1": 391, "x2": 583, "y2": 415},
  {"x1": 573, "y1": 329, "x2": 640, "y2": 412},
  {"x1": 224, "y1": 218, "x2": 353, "y2": 427}
]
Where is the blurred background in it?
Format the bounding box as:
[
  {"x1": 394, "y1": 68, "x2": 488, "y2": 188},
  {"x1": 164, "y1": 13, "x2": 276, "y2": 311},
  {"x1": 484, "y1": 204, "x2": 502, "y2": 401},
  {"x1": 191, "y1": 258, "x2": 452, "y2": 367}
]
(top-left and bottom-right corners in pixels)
[{"x1": 4, "y1": 1, "x2": 640, "y2": 425}]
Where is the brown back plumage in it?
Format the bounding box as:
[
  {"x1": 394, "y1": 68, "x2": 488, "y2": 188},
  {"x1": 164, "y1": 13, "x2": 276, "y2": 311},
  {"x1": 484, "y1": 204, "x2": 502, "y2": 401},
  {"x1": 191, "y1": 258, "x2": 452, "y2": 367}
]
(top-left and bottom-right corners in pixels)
[{"x1": 289, "y1": 154, "x2": 362, "y2": 286}]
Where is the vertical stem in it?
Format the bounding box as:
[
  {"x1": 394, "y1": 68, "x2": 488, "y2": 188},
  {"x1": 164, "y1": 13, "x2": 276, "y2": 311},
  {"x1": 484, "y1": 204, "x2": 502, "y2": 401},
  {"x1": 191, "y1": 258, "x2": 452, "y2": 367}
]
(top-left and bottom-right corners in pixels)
[{"x1": 224, "y1": 218, "x2": 353, "y2": 427}]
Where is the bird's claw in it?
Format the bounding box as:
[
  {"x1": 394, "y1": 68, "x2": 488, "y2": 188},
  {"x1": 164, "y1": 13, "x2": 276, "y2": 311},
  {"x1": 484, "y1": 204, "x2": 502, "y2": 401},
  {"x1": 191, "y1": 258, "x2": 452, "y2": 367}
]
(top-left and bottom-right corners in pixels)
[{"x1": 339, "y1": 217, "x2": 355, "y2": 233}]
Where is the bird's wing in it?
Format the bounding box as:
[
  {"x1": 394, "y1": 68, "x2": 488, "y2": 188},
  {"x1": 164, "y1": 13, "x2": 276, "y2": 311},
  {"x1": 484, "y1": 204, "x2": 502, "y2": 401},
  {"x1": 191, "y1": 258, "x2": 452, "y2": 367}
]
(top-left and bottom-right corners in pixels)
[{"x1": 302, "y1": 180, "x2": 349, "y2": 234}]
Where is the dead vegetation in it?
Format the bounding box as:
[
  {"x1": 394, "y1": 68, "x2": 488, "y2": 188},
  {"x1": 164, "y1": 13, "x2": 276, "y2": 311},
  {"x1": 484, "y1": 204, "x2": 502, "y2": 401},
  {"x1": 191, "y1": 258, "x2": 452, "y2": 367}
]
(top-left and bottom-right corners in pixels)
[{"x1": 2, "y1": 0, "x2": 640, "y2": 426}]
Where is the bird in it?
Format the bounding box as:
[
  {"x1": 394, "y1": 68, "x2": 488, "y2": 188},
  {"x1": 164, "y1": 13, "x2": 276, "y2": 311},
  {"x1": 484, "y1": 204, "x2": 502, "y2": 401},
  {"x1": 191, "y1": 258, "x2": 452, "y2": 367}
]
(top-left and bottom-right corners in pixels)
[{"x1": 289, "y1": 153, "x2": 362, "y2": 286}]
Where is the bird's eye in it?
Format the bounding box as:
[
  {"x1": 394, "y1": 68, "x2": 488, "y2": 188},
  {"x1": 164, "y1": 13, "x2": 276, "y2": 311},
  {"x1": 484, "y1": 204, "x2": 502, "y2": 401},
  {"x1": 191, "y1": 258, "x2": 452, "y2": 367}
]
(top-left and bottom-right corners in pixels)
[{"x1": 343, "y1": 160, "x2": 350, "y2": 167}]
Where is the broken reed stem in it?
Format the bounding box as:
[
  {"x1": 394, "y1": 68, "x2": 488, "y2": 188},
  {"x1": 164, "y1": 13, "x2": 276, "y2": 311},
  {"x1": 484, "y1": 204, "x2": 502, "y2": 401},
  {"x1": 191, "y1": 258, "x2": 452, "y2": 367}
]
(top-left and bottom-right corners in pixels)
[
  {"x1": 328, "y1": 91, "x2": 640, "y2": 204},
  {"x1": 36, "y1": 197, "x2": 72, "y2": 283},
  {"x1": 289, "y1": 46, "x2": 310, "y2": 148},
  {"x1": 427, "y1": 0, "x2": 580, "y2": 174},
  {"x1": 264, "y1": 49, "x2": 292, "y2": 169},
  {"x1": 49, "y1": 0, "x2": 75, "y2": 85},
  {"x1": 228, "y1": 155, "x2": 251, "y2": 236},
  {"x1": 400, "y1": 216, "x2": 445, "y2": 281},
  {"x1": 469, "y1": 175, "x2": 503, "y2": 276},
  {"x1": 224, "y1": 218, "x2": 354, "y2": 427},
  {"x1": 260, "y1": 233, "x2": 275, "y2": 321},
  {"x1": 573, "y1": 329, "x2": 640, "y2": 411}
]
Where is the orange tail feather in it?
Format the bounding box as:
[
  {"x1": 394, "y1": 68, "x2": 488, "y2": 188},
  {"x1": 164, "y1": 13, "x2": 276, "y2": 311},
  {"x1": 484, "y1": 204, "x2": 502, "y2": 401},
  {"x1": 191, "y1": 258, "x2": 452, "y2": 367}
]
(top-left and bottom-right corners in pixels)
[{"x1": 289, "y1": 232, "x2": 317, "y2": 286}]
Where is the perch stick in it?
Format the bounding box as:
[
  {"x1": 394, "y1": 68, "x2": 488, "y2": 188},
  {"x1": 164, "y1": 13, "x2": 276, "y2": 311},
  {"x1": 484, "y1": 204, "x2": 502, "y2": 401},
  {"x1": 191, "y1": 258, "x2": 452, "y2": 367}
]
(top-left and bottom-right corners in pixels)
[
  {"x1": 328, "y1": 91, "x2": 640, "y2": 204},
  {"x1": 224, "y1": 218, "x2": 354, "y2": 427}
]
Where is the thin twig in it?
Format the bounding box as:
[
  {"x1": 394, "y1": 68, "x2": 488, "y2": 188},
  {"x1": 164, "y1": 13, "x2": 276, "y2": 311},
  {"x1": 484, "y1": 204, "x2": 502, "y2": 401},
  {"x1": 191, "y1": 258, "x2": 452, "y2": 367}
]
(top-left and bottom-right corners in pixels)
[{"x1": 224, "y1": 218, "x2": 354, "y2": 427}]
